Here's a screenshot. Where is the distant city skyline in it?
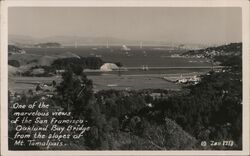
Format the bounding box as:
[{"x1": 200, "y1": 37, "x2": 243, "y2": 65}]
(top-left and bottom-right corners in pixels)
[{"x1": 9, "y1": 7, "x2": 242, "y2": 45}]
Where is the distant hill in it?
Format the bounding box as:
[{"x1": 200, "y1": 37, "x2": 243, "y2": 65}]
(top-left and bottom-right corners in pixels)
[
  {"x1": 34, "y1": 42, "x2": 61, "y2": 48},
  {"x1": 181, "y1": 43, "x2": 242, "y2": 58},
  {"x1": 8, "y1": 45, "x2": 26, "y2": 54},
  {"x1": 9, "y1": 34, "x2": 207, "y2": 49},
  {"x1": 8, "y1": 51, "x2": 80, "y2": 67}
]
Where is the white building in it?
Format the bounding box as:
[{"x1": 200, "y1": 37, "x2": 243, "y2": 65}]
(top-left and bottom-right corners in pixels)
[
  {"x1": 121, "y1": 45, "x2": 131, "y2": 51},
  {"x1": 100, "y1": 63, "x2": 119, "y2": 72}
]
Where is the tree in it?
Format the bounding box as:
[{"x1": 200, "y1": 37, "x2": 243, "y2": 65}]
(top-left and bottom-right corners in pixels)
[
  {"x1": 36, "y1": 84, "x2": 42, "y2": 91},
  {"x1": 56, "y1": 69, "x2": 74, "y2": 111},
  {"x1": 52, "y1": 80, "x2": 56, "y2": 87},
  {"x1": 72, "y1": 65, "x2": 83, "y2": 75},
  {"x1": 8, "y1": 60, "x2": 20, "y2": 67},
  {"x1": 28, "y1": 89, "x2": 33, "y2": 95}
]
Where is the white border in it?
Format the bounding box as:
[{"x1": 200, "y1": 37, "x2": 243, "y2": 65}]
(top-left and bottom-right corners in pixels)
[{"x1": 1, "y1": 0, "x2": 249, "y2": 156}]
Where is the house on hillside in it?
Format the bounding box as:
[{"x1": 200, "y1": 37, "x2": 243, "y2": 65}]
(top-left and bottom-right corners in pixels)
[{"x1": 56, "y1": 69, "x2": 66, "y2": 75}]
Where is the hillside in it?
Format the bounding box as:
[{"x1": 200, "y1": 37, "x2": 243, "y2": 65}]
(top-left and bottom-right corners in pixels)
[
  {"x1": 8, "y1": 65, "x2": 20, "y2": 76},
  {"x1": 181, "y1": 43, "x2": 242, "y2": 58},
  {"x1": 9, "y1": 53, "x2": 56, "y2": 66},
  {"x1": 8, "y1": 51, "x2": 82, "y2": 77},
  {"x1": 8, "y1": 45, "x2": 26, "y2": 54},
  {"x1": 8, "y1": 51, "x2": 80, "y2": 66},
  {"x1": 102, "y1": 118, "x2": 196, "y2": 150}
]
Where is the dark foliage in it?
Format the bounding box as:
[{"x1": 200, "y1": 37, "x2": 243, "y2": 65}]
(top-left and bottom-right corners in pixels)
[
  {"x1": 24, "y1": 57, "x2": 104, "y2": 76},
  {"x1": 8, "y1": 60, "x2": 20, "y2": 67},
  {"x1": 51, "y1": 57, "x2": 104, "y2": 70}
]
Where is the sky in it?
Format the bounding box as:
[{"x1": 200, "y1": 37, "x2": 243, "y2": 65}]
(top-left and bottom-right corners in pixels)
[{"x1": 8, "y1": 7, "x2": 242, "y2": 45}]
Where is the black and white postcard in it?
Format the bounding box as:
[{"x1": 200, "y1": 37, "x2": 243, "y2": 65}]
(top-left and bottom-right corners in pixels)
[{"x1": 1, "y1": 0, "x2": 250, "y2": 155}]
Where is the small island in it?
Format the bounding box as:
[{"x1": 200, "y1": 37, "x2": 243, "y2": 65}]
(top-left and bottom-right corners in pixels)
[{"x1": 34, "y1": 42, "x2": 61, "y2": 48}]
